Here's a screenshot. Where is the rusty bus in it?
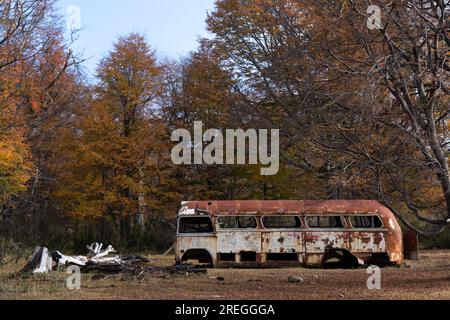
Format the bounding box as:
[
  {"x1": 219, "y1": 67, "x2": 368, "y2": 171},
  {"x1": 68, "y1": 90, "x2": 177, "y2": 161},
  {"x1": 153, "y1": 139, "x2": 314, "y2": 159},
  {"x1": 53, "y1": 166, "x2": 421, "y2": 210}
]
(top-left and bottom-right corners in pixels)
[{"x1": 175, "y1": 200, "x2": 404, "y2": 268}]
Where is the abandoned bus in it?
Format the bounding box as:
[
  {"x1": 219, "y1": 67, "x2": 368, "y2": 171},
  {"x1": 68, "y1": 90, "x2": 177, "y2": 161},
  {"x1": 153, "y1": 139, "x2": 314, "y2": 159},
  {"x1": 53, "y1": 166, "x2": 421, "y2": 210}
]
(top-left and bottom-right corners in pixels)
[{"x1": 175, "y1": 200, "x2": 404, "y2": 268}]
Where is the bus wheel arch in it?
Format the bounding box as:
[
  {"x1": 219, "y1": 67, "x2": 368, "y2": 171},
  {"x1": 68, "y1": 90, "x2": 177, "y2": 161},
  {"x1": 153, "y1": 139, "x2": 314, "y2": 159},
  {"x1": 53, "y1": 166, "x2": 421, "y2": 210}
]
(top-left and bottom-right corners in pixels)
[
  {"x1": 181, "y1": 249, "x2": 214, "y2": 266},
  {"x1": 322, "y1": 249, "x2": 364, "y2": 269}
]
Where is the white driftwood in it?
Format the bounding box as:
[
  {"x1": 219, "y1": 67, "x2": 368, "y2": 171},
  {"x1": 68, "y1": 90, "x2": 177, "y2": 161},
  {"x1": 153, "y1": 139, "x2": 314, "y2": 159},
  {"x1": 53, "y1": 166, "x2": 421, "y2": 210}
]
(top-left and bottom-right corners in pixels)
[
  {"x1": 54, "y1": 251, "x2": 88, "y2": 266},
  {"x1": 87, "y1": 242, "x2": 103, "y2": 256},
  {"x1": 93, "y1": 245, "x2": 116, "y2": 259},
  {"x1": 87, "y1": 243, "x2": 116, "y2": 258},
  {"x1": 24, "y1": 243, "x2": 147, "y2": 274},
  {"x1": 55, "y1": 243, "x2": 121, "y2": 268},
  {"x1": 90, "y1": 256, "x2": 122, "y2": 264}
]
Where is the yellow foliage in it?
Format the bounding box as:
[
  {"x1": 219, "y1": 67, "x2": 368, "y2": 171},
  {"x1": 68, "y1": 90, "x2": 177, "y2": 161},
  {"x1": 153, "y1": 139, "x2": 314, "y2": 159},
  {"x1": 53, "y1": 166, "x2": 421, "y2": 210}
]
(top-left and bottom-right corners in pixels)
[{"x1": 0, "y1": 128, "x2": 33, "y2": 204}]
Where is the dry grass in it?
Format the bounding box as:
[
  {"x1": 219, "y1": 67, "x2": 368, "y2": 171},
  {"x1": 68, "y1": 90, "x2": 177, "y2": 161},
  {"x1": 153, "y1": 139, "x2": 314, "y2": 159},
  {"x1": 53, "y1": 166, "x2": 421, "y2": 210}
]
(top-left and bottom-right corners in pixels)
[{"x1": 0, "y1": 251, "x2": 449, "y2": 300}]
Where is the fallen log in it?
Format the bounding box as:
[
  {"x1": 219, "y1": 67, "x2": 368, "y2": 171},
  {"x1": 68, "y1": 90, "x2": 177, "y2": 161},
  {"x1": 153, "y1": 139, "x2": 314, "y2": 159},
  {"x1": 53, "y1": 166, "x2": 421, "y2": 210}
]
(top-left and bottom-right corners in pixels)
[
  {"x1": 82, "y1": 262, "x2": 128, "y2": 273},
  {"x1": 81, "y1": 256, "x2": 149, "y2": 273},
  {"x1": 146, "y1": 264, "x2": 207, "y2": 275}
]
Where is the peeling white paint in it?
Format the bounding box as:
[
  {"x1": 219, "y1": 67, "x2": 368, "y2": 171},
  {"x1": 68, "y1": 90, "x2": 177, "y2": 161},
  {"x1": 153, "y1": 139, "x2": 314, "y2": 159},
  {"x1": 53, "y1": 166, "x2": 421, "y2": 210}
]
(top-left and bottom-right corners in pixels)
[
  {"x1": 179, "y1": 207, "x2": 197, "y2": 216},
  {"x1": 389, "y1": 218, "x2": 396, "y2": 230}
]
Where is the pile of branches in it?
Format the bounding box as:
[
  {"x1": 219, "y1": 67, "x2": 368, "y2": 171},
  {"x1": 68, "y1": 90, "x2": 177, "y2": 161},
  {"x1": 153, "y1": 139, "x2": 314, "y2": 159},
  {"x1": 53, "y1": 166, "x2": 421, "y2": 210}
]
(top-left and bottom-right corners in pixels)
[
  {"x1": 19, "y1": 243, "x2": 207, "y2": 276},
  {"x1": 20, "y1": 243, "x2": 149, "y2": 274}
]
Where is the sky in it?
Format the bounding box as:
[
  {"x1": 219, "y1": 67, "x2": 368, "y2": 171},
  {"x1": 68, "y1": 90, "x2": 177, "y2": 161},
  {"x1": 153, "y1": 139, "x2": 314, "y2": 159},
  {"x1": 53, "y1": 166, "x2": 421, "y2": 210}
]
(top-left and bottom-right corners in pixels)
[{"x1": 57, "y1": 0, "x2": 217, "y2": 77}]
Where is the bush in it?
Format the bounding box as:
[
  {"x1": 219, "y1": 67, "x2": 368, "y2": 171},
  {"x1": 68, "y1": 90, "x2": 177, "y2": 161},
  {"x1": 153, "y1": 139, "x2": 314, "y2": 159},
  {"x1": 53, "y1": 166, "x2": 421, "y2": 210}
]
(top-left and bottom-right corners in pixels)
[{"x1": 0, "y1": 238, "x2": 30, "y2": 265}]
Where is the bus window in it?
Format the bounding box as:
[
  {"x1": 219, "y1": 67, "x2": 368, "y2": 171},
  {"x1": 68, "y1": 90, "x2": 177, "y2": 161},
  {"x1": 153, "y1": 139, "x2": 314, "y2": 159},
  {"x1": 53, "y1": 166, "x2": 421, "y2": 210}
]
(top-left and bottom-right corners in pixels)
[
  {"x1": 218, "y1": 217, "x2": 237, "y2": 229},
  {"x1": 306, "y1": 216, "x2": 345, "y2": 229},
  {"x1": 179, "y1": 217, "x2": 214, "y2": 234},
  {"x1": 218, "y1": 216, "x2": 257, "y2": 229},
  {"x1": 238, "y1": 217, "x2": 257, "y2": 229},
  {"x1": 262, "y1": 216, "x2": 302, "y2": 229},
  {"x1": 350, "y1": 216, "x2": 383, "y2": 229}
]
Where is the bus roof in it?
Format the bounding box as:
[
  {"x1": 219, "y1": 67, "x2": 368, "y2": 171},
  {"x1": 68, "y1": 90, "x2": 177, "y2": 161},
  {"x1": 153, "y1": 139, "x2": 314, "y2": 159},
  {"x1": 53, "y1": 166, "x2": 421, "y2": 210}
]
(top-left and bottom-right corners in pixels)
[{"x1": 179, "y1": 200, "x2": 390, "y2": 217}]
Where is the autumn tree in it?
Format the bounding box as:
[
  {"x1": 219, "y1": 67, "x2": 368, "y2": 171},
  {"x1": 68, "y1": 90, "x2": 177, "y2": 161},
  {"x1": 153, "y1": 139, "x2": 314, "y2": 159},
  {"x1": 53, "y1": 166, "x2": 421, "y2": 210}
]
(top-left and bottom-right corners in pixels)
[
  {"x1": 49, "y1": 33, "x2": 173, "y2": 245},
  {"x1": 206, "y1": 0, "x2": 334, "y2": 198},
  {"x1": 160, "y1": 41, "x2": 299, "y2": 201},
  {"x1": 0, "y1": 0, "x2": 77, "y2": 211},
  {"x1": 1, "y1": 0, "x2": 447, "y2": 250},
  {"x1": 161, "y1": 42, "x2": 251, "y2": 201},
  {"x1": 0, "y1": 0, "x2": 50, "y2": 208},
  {"x1": 300, "y1": 0, "x2": 450, "y2": 235},
  {"x1": 206, "y1": 0, "x2": 450, "y2": 236},
  {"x1": 0, "y1": 125, "x2": 32, "y2": 209}
]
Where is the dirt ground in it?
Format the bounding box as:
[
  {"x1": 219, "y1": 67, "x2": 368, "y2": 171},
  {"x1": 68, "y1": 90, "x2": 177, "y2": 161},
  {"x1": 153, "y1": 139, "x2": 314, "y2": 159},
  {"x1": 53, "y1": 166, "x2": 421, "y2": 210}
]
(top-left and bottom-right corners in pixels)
[{"x1": 0, "y1": 250, "x2": 449, "y2": 300}]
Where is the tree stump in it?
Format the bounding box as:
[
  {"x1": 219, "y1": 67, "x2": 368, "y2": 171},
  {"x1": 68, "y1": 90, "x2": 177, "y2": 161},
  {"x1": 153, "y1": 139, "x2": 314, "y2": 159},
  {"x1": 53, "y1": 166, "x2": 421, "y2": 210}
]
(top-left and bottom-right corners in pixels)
[{"x1": 20, "y1": 246, "x2": 53, "y2": 274}]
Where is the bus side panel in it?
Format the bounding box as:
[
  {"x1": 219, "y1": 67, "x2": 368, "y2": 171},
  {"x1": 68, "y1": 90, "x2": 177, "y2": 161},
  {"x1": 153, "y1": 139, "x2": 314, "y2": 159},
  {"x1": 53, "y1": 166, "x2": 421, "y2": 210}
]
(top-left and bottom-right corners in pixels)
[
  {"x1": 261, "y1": 231, "x2": 303, "y2": 254},
  {"x1": 304, "y1": 231, "x2": 350, "y2": 266},
  {"x1": 176, "y1": 235, "x2": 217, "y2": 264},
  {"x1": 216, "y1": 232, "x2": 261, "y2": 255},
  {"x1": 349, "y1": 231, "x2": 386, "y2": 254}
]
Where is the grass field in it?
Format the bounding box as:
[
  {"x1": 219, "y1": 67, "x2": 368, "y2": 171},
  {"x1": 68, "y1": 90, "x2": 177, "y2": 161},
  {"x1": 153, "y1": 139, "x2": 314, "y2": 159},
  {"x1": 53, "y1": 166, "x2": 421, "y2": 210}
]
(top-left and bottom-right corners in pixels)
[{"x1": 0, "y1": 250, "x2": 449, "y2": 300}]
